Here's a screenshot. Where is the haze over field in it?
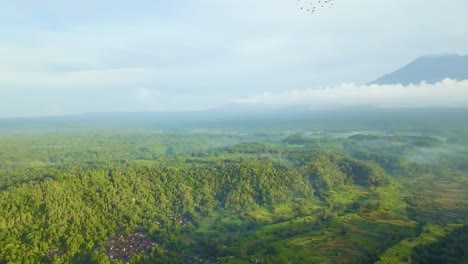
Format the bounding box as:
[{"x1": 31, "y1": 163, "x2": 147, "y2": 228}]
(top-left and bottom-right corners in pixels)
[{"x1": 1, "y1": 0, "x2": 468, "y2": 117}]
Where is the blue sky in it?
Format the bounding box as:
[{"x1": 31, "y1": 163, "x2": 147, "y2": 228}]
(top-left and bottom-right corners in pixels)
[{"x1": 1, "y1": 0, "x2": 467, "y2": 117}]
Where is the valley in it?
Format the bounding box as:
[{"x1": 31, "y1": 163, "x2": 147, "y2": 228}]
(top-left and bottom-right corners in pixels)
[{"x1": 0, "y1": 127, "x2": 466, "y2": 263}]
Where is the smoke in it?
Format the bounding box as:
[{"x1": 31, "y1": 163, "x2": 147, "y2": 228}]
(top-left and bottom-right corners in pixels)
[{"x1": 234, "y1": 79, "x2": 468, "y2": 108}]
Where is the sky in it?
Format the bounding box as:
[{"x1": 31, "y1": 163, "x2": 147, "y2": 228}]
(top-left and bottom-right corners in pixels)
[{"x1": 0, "y1": 0, "x2": 467, "y2": 117}]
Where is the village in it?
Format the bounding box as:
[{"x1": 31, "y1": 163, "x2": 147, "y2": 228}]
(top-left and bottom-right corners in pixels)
[{"x1": 105, "y1": 230, "x2": 156, "y2": 263}]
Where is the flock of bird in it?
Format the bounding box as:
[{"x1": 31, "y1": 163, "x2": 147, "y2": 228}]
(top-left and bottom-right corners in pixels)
[{"x1": 296, "y1": 0, "x2": 336, "y2": 14}]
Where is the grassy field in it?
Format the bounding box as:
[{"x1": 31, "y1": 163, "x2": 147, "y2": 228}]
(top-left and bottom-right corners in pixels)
[{"x1": 375, "y1": 223, "x2": 464, "y2": 264}]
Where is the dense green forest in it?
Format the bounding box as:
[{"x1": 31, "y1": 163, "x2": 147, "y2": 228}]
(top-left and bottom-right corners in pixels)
[{"x1": 0, "y1": 127, "x2": 467, "y2": 263}]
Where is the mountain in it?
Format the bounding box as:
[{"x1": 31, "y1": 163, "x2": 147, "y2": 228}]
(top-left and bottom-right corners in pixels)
[{"x1": 371, "y1": 54, "x2": 468, "y2": 85}]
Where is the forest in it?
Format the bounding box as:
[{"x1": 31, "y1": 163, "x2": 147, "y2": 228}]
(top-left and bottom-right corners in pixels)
[{"x1": 0, "y1": 123, "x2": 467, "y2": 263}]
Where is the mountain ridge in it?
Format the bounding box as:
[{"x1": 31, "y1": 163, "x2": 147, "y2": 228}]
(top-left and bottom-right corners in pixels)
[{"x1": 371, "y1": 54, "x2": 468, "y2": 85}]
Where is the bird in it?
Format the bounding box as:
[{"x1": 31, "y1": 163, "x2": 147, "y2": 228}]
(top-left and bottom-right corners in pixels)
[{"x1": 296, "y1": 0, "x2": 336, "y2": 14}]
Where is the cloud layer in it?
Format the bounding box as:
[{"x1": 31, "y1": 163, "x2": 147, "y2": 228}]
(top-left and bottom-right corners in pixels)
[{"x1": 234, "y1": 79, "x2": 468, "y2": 108}]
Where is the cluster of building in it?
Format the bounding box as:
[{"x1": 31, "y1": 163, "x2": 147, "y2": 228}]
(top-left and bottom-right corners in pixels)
[
  {"x1": 47, "y1": 248, "x2": 64, "y2": 258},
  {"x1": 165, "y1": 213, "x2": 191, "y2": 228},
  {"x1": 105, "y1": 230, "x2": 156, "y2": 263},
  {"x1": 174, "y1": 216, "x2": 191, "y2": 228}
]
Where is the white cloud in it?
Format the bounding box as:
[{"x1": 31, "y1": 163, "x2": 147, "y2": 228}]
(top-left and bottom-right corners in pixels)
[
  {"x1": 0, "y1": 68, "x2": 160, "y2": 89},
  {"x1": 135, "y1": 88, "x2": 161, "y2": 111},
  {"x1": 233, "y1": 79, "x2": 468, "y2": 108}
]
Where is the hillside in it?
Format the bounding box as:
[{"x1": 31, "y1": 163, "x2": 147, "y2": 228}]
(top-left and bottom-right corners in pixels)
[{"x1": 371, "y1": 54, "x2": 468, "y2": 85}]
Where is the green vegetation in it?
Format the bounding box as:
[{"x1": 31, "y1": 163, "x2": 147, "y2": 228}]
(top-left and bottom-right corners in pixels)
[{"x1": 0, "y1": 128, "x2": 467, "y2": 263}]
